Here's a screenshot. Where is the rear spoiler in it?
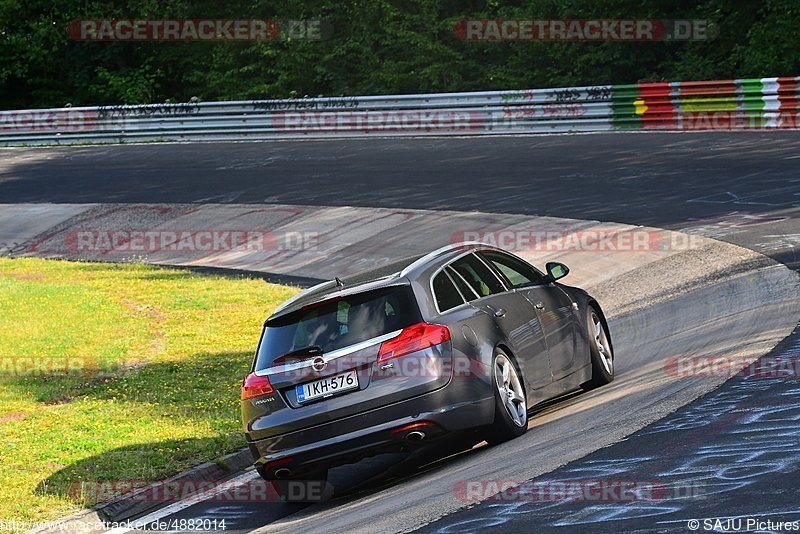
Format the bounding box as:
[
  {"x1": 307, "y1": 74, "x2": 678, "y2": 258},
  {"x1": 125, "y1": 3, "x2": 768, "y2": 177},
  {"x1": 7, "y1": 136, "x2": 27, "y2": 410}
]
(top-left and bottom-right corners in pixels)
[
  {"x1": 271, "y1": 279, "x2": 340, "y2": 316},
  {"x1": 268, "y1": 277, "x2": 412, "y2": 322}
]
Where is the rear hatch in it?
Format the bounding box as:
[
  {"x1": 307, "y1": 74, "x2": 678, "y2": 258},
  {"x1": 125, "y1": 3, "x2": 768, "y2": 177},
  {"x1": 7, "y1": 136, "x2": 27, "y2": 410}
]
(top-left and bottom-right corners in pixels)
[{"x1": 243, "y1": 283, "x2": 453, "y2": 440}]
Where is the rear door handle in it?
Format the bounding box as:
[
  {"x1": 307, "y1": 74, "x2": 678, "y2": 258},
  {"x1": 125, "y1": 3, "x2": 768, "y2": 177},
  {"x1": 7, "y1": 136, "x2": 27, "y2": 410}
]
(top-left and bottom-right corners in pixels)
[
  {"x1": 488, "y1": 306, "x2": 506, "y2": 317},
  {"x1": 534, "y1": 302, "x2": 545, "y2": 310}
]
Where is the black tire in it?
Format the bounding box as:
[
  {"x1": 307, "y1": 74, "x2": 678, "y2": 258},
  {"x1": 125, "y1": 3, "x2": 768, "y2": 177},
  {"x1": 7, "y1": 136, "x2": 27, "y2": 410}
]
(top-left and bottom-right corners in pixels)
[
  {"x1": 583, "y1": 304, "x2": 614, "y2": 390},
  {"x1": 485, "y1": 349, "x2": 528, "y2": 445},
  {"x1": 264, "y1": 469, "x2": 332, "y2": 502}
]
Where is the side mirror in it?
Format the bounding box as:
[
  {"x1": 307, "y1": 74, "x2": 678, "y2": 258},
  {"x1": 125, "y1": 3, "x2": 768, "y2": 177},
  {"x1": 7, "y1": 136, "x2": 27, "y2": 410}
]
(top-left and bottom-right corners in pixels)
[{"x1": 544, "y1": 262, "x2": 569, "y2": 283}]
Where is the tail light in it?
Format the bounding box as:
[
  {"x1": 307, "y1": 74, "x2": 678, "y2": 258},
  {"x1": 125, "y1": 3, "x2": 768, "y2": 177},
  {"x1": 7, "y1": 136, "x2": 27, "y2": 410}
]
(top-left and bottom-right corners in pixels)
[
  {"x1": 378, "y1": 322, "x2": 450, "y2": 362},
  {"x1": 242, "y1": 372, "x2": 274, "y2": 400}
]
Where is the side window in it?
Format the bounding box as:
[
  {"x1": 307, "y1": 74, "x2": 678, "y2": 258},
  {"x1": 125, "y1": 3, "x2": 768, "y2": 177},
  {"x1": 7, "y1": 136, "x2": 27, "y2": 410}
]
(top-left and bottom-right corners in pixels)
[
  {"x1": 432, "y1": 271, "x2": 465, "y2": 312},
  {"x1": 479, "y1": 251, "x2": 545, "y2": 288},
  {"x1": 446, "y1": 266, "x2": 478, "y2": 301},
  {"x1": 450, "y1": 253, "x2": 505, "y2": 298}
]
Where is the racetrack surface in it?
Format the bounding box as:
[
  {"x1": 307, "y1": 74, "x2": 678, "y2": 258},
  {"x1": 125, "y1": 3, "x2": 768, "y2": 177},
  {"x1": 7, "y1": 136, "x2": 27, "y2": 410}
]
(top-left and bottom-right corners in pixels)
[
  {"x1": 12, "y1": 203, "x2": 795, "y2": 534},
  {"x1": 4, "y1": 131, "x2": 800, "y2": 533},
  {"x1": 421, "y1": 329, "x2": 800, "y2": 534},
  {"x1": 0, "y1": 132, "x2": 798, "y2": 224},
  {"x1": 3, "y1": 132, "x2": 800, "y2": 266}
]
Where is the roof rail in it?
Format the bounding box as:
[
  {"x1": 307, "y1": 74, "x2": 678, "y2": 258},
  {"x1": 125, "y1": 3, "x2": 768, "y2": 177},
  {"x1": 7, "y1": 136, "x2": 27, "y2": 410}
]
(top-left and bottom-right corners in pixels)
[{"x1": 399, "y1": 241, "x2": 486, "y2": 276}]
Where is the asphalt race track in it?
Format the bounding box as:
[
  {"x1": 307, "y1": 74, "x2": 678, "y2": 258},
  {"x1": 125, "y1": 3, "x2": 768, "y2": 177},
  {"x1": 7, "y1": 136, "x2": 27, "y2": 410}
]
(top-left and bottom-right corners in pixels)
[
  {"x1": 3, "y1": 131, "x2": 800, "y2": 263},
  {"x1": 3, "y1": 131, "x2": 800, "y2": 533},
  {"x1": 0, "y1": 132, "x2": 798, "y2": 223}
]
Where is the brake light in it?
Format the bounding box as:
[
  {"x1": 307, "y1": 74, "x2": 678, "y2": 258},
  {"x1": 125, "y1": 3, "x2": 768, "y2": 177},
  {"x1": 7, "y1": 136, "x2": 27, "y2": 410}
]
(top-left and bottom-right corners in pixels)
[
  {"x1": 301, "y1": 296, "x2": 342, "y2": 312},
  {"x1": 242, "y1": 372, "x2": 274, "y2": 400},
  {"x1": 378, "y1": 322, "x2": 450, "y2": 362}
]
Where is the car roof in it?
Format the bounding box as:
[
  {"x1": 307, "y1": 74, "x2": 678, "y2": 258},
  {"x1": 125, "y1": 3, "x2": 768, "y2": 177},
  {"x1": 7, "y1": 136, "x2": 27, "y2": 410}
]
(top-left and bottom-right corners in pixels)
[{"x1": 268, "y1": 242, "x2": 497, "y2": 320}]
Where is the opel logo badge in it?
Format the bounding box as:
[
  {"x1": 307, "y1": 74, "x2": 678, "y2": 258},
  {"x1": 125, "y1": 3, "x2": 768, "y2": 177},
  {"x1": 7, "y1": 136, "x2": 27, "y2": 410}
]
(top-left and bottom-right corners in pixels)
[{"x1": 312, "y1": 357, "x2": 327, "y2": 372}]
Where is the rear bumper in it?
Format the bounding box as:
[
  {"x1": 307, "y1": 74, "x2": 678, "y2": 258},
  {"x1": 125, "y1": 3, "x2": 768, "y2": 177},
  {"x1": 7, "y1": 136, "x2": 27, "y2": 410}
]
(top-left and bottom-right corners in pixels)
[{"x1": 246, "y1": 385, "x2": 495, "y2": 476}]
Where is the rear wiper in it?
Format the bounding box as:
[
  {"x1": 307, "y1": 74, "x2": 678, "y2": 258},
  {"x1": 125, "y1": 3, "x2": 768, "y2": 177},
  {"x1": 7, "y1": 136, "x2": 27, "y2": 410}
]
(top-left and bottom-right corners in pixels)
[{"x1": 272, "y1": 345, "x2": 323, "y2": 365}]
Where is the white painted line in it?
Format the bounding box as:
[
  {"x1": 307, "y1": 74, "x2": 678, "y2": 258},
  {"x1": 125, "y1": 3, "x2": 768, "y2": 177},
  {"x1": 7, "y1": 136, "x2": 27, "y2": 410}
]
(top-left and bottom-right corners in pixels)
[{"x1": 104, "y1": 470, "x2": 261, "y2": 533}]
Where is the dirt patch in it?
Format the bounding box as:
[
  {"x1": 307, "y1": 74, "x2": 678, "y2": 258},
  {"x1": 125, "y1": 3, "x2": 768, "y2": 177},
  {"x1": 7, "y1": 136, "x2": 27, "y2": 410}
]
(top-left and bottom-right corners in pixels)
[
  {"x1": 0, "y1": 271, "x2": 45, "y2": 282},
  {"x1": 0, "y1": 411, "x2": 28, "y2": 423}
]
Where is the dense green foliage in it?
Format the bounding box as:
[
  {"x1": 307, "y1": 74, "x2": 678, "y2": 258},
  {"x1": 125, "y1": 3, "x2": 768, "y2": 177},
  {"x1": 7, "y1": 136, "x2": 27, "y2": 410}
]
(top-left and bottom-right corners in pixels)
[{"x1": 1, "y1": 0, "x2": 798, "y2": 109}]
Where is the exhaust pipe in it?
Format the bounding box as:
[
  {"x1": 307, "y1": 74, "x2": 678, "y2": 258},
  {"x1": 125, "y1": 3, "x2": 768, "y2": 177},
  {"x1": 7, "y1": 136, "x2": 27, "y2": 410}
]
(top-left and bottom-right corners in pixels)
[
  {"x1": 405, "y1": 430, "x2": 426, "y2": 442},
  {"x1": 274, "y1": 467, "x2": 292, "y2": 479}
]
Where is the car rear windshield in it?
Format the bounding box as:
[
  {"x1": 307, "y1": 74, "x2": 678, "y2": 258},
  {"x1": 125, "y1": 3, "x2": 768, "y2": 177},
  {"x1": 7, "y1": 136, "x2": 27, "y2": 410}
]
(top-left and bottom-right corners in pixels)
[{"x1": 255, "y1": 285, "x2": 421, "y2": 371}]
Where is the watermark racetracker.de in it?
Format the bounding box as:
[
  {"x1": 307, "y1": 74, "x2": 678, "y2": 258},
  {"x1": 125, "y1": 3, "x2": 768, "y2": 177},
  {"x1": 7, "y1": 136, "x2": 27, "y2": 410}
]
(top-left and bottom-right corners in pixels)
[
  {"x1": 664, "y1": 355, "x2": 800, "y2": 379},
  {"x1": 451, "y1": 228, "x2": 702, "y2": 253},
  {"x1": 454, "y1": 479, "x2": 703, "y2": 503},
  {"x1": 67, "y1": 19, "x2": 333, "y2": 41},
  {"x1": 68, "y1": 478, "x2": 327, "y2": 504},
  {"x1": 0, "y1": 356, "x2": 100, "y2": 378},
  {"x1": 64, "y1": 230, "x2": 319, "y2": 253},
  {"x1": 453, "y1": 19, "x2": 715, "y2": 41}
]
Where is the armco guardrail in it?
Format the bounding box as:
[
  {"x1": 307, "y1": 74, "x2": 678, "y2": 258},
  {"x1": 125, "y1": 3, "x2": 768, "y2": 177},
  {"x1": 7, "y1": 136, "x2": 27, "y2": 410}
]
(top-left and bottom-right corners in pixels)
[{"x1": 1, "y1": 76, "x2": 798, "y2": 145}]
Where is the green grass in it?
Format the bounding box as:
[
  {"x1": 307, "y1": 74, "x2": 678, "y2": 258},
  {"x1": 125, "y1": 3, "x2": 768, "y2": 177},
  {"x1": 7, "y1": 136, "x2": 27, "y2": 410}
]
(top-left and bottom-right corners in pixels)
[{"x1": 0, "y1": 258, "x2": 299, "y2": 523}]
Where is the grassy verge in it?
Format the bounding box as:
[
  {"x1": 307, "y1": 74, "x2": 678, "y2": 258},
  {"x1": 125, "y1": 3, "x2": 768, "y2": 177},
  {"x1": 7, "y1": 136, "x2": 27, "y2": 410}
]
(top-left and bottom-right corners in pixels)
[{"x1": 0, "y1": 258, "x2": 298, "y2": 523}]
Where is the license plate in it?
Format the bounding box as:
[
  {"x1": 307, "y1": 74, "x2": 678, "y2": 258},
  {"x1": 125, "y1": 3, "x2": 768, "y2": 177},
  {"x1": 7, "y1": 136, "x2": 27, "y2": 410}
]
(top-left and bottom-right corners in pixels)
[{"x1": 296, "y1": 370, "x2": 359, "y2": 403}]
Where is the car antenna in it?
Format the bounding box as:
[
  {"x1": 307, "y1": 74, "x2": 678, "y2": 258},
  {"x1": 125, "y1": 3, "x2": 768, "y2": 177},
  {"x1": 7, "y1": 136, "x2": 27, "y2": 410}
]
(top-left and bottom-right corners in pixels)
[{"x1": 335, "y1": 276, "x2": 344, "y2": 287}]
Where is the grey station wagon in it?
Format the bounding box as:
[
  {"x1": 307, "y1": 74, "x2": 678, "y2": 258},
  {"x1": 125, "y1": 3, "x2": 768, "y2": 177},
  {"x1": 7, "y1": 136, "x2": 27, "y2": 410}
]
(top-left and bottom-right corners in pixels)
[{"x1": 241, "y1": 243, "x2": 613, "y2": 499}]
